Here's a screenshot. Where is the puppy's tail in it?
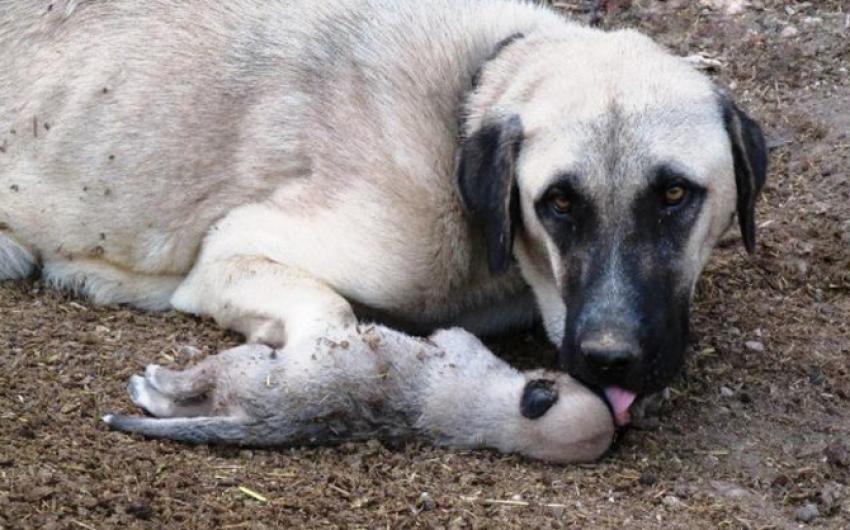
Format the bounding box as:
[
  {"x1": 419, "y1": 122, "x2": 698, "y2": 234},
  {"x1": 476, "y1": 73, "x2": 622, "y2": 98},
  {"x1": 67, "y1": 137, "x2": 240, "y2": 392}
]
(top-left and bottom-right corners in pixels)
[{"x1": 102, "y1": 414, "x2": 255, "y2": 444}]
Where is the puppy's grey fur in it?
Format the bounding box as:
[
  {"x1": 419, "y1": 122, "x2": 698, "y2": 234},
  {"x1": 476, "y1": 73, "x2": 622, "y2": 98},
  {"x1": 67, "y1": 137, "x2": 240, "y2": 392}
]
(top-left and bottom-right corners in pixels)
[
  {"x1": 105, "y1": 326, "x2": 615, "y2": 464},
  {"x1": 0, "y1": 0, "x2": 766, "y2": 401}
]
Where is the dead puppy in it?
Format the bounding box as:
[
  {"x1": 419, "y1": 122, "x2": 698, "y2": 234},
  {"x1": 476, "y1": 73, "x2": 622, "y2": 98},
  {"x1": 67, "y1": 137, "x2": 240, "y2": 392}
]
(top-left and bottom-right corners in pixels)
[{"x1": 104, "y1": 326, "x2": 614, "y2": 463}]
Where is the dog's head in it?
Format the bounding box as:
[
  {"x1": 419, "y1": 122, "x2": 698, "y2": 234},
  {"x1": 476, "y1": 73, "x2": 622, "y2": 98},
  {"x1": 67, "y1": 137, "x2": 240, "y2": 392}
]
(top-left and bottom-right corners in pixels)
[{"x1": 457, "y1": 29, "x2": 767, "y2": 422}]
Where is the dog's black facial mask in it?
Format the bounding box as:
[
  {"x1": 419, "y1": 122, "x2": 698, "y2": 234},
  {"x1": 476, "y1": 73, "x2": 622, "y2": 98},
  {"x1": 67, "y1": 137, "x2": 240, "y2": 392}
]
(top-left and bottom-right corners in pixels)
[
  {"x1": 547, "y1": 99, "x2": 767, "y2": 397},
  {"x1": 535, "y1": 169, "x2": 703, "y2": 395},
  {"x1": 457, "y1": 92, "x2": 767, "y2": 400}
]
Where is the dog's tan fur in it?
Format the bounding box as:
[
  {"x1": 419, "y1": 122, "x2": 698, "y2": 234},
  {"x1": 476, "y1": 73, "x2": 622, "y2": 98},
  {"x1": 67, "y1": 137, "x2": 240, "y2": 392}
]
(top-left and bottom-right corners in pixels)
[
  {"x1": 0, "y1": 0, "x2": 741, "y2": 342},
  {"x1": 0, "y1": 0, "x2": 763, "y2": 455}
]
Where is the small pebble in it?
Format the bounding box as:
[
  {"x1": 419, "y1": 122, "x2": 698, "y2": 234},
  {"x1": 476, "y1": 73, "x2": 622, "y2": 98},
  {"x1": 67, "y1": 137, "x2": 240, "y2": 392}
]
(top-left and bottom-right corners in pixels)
[
  {"x1": 673, "y1": 483, "x2": 698, "y2": 499},
  {"x1": 416, "y1": 492, "x2": 435, "y2": 512},
  {"x1": 639, "y1": 472, "x2": 657, "y2": 486},
  {"x1": 179, "y1": 345, "x2": 202, "y2": 359},
  {"x1": 662, "y1": 495, "x2": 685, "y2": 511},
  {"x1": 720, "y1": 386, "x2": 735, "y2": 397},
  {"x1": 825, "y1": 441, "x2": 849, "y2": 467},
  {"x1": 819, "y1": 482, "x2": 843, "y2": 515},
  {"x1": 126, "y1": 503, "x2": 154, "y2": 521},
  {"x1": 710, "y1": 480, "x2": 750, "y2": 499},
  {"x1": 744, "y1": 340, "x2": 764, "y2": 352},
  {"x1": 780, "y1": 25, "x2": 799, "y2": 39},
  {"x1": 771, "y1": 474, "x2": 791, "y2": 489},
  {"x1": 794, "y1": 503, "x2": 819, "y2": 523}
]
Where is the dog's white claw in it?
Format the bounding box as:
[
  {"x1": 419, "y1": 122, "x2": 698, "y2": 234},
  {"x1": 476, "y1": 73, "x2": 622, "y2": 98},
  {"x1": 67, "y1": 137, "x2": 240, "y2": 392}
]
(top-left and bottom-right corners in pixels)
[{"x1": 101, "y1": 414, "x2": 114, "y2": 425}]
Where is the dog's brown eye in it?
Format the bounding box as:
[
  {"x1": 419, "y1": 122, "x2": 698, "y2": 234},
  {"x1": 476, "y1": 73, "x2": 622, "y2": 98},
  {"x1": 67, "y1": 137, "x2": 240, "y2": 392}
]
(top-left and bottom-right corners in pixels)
[
  {"x1": 663, "y1": 185, "x2": 687, "y2": 206},
  {"x1": 548, "y1": 192, "x2": 571, "y2": 215}
]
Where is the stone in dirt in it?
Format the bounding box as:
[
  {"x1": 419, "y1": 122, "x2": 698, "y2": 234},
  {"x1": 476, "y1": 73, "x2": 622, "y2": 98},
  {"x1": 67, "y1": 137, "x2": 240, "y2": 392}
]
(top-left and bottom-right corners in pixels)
[
  {"x1": 825, "y1": 441, "x2": 849, "y2": 468},
  {"x1": 699, "y1": 0, "x2": 747, "y2": 15},
  {"x1": 710, "y1": 481, "x2": 751, "y2": 499},
  {"x1": 744, "y1": 340, "x2": 765, "y2": 352},
  {"x1": 794, "y1": 503, "x2": 819, "y2": 523},
  {"x1": 780, "y1": 26, "x2": 799, "y2": 39},
  {"x1": 416, "y1": 492, "x2": 436, "y2": 512}
]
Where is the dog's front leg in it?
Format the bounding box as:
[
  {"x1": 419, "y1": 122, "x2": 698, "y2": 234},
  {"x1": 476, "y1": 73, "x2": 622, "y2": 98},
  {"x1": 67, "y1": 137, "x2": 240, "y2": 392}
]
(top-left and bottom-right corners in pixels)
[{"x1": 170, "y1": 254, "x2": 356, "y2": 348}]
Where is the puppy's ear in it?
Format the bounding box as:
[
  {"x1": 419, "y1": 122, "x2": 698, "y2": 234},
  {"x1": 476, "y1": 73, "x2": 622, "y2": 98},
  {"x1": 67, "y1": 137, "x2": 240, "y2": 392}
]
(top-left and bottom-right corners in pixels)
[
  {"x1": 720, "y1": 95, "x2": 768, "y2": 253},
  {"x1": 456, "y1": 115, "x2": 523, "y2": 274}
]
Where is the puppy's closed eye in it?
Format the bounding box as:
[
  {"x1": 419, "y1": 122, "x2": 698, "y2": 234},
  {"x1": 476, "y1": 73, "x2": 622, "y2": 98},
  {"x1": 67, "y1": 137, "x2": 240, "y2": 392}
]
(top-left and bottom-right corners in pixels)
[{"x1": 520, "y1": 379, "x2": 559, "y2": 419}]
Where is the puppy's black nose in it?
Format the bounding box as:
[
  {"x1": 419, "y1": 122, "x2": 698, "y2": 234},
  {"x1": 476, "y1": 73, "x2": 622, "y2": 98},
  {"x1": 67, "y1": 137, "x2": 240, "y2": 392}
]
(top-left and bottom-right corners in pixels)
[
  {"x1": 520, "y1": 379, "x2": 559, "y2": 419},
  {"x1": 579, "y1": 333, "x2": 639, "y2": 378}
]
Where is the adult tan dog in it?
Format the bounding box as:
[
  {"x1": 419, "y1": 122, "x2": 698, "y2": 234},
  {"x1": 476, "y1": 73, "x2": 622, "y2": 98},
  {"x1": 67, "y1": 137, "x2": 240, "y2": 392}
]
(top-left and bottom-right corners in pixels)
[{"x1": 0, "y1": 0, "x2": 766, "y2": 427}]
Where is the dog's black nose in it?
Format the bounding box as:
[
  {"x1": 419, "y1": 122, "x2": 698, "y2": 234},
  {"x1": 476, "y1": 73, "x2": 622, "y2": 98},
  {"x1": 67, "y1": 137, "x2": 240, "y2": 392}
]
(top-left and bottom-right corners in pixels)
[
  {"x1": 579, "y1": 333, "x2": 639, "y2": 378},
  {"x1": 583, "y1": 347, "x2": 633, "y2": 372}
]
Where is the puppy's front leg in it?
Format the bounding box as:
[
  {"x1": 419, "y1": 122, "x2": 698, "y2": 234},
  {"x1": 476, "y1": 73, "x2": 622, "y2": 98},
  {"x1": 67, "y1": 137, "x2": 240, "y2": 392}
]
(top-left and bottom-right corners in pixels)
[{"x1": 171, "y1": 254, "x2": 355, "y2": 348}]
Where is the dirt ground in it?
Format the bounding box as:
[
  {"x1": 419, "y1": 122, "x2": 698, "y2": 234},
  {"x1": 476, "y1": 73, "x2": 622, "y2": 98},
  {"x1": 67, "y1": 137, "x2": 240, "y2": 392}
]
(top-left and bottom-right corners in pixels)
[{"x1": 1, "y1": 1, "x2": 849, "y2": 528}]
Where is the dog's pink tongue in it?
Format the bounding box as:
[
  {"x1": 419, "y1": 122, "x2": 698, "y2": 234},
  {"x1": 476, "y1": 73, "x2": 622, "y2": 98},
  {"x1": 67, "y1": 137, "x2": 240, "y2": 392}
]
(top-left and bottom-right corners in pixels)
[{"x1": 604, "y1": 387, "x2": 637, "y2": 427}]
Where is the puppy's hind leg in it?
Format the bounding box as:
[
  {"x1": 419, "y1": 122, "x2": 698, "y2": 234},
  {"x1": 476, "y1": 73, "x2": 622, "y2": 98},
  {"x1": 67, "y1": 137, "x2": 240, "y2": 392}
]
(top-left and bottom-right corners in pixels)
[
  {"x1": 128, "y1": 375, "x2": 213, "y2": 418},
  {"x1": 133, "y1": 344, "x2": 275, "y2": 417},
  {"x1": 144, "y1": 363, "x2": 216, "y2": 402}
]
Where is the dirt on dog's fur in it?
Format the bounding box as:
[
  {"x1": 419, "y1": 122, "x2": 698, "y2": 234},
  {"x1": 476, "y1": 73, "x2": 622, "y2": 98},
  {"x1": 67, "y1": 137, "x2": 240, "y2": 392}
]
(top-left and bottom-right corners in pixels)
[{"x1": 1, "y1": 1, "x2": 849, "y2": 528}]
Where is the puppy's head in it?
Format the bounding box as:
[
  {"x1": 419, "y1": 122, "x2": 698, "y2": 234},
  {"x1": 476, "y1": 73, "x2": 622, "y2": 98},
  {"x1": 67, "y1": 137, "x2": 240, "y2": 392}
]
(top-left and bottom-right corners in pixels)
[
  {"x1": 457, "y1": 29, "x2": 767, "y2": 421},
  {"x1": 514, "y1": 373, "x2": 615, "y2": 463}
]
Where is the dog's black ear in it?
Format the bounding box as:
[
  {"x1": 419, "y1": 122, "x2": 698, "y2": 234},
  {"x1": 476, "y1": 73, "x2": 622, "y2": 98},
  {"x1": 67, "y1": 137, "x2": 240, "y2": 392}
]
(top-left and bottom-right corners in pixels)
[
  {"x1": 456, "y1": 115, "x2": 523, "y2": 275},
  {"x1": 720, "y1": 95, "x2": 768, "y2": 253},
  {"x1": 470, "y1": 33, "x2": 525, "y2": 88}
]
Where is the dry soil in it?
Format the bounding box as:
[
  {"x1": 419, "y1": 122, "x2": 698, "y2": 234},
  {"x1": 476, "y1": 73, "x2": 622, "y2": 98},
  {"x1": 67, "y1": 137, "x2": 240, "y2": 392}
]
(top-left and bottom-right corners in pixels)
[{"x1": 1, "y1": 1, "x2": 849, "y2": 528}]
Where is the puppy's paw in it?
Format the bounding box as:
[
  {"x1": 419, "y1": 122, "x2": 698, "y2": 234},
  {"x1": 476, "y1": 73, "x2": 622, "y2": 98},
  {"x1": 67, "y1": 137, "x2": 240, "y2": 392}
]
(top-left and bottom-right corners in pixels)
[
  {"x1": 128, "y1": 375, "x2": 148, "y2": 408},
  {"x1": 144, "y1": 364, "x2": 167, "y2": 393},
  {"x1": 144, "y1": 363, "x2": 159, "y2": 382},
  {"x1": 128, "y1": 374, "x2": 175, "y2": 417}
]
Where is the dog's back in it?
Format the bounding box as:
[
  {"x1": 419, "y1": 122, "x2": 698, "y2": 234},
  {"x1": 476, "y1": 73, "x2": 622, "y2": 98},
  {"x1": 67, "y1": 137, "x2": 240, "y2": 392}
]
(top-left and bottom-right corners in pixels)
[{"x1": 0, "y1": 0, "x2": 566, "y2": 316}]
